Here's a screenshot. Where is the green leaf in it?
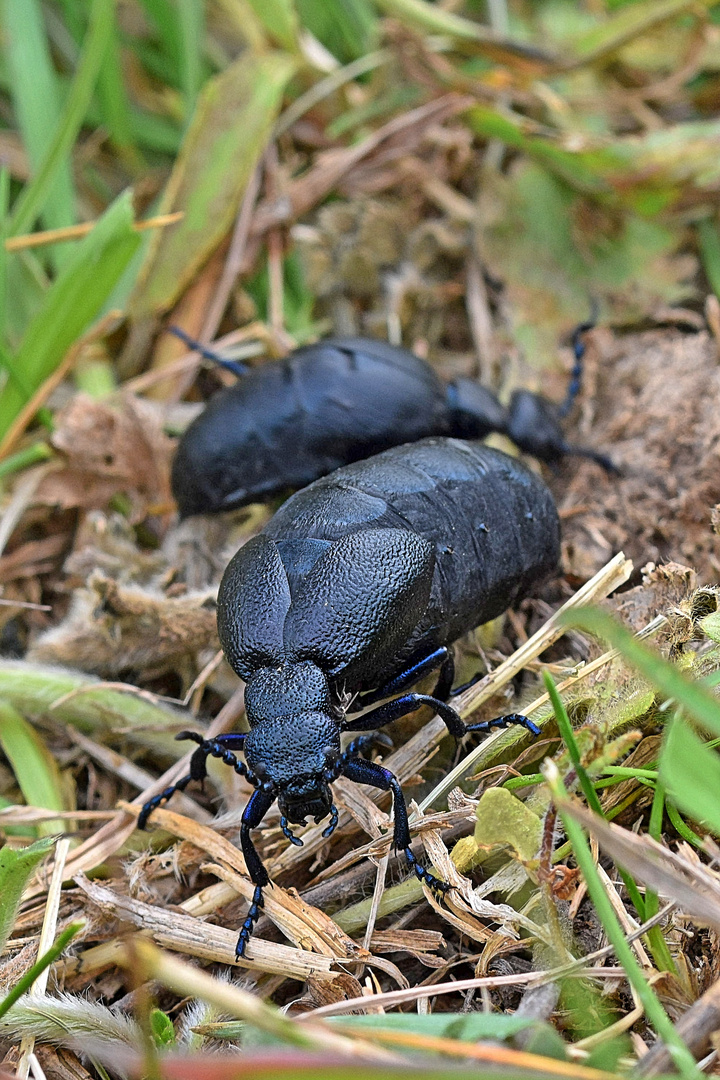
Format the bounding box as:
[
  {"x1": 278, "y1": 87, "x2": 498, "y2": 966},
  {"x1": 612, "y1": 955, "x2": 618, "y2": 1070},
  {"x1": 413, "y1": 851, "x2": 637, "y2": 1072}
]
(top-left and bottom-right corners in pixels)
[
  {"x1": 660, "y1": 717, "x2": 720, "y2": 836},
  {"x1": 473, "y1": 787, "x2": 542, "y2": 862},
  {"x1": 0, "y1": 190, "x2": 141, "y2": 442},
  {"x1": 0, "y1": 703, "x2": 70, "y2": 834},
  {"x1": 2, "y1": 0, "x2": 76, "y2": 256},
  {"x1": 129, "y1": 49, "x2": 295, "y2": 319},
  {"x1": 564, "y1": 607, "x2": 720, "y2": 740},
  {"x1": 0, "y1": 836, "x2": 55, "y2": 954},
  {"x1": 7, "y1": 0, "x2": 113, "y2": 240},
  {"x1": 244, "y1": 0, "x2": 298, "y2": 51},
  {"x1": 150, "y1": 1008, "x2": 176, "y2": 1048}
]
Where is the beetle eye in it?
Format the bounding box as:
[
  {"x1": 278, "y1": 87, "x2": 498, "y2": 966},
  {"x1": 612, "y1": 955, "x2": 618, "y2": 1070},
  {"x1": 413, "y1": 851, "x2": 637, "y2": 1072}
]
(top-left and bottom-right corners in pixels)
[{"x1": 253, "y1": 762, "x2": 267, "y2": 779}]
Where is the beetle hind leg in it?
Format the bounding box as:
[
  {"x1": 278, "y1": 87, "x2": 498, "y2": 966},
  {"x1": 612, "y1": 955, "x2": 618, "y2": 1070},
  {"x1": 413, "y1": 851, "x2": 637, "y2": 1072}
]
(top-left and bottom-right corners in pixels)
[{"x1": 465, "y1": 712, "x2": 540, "y2": 737}]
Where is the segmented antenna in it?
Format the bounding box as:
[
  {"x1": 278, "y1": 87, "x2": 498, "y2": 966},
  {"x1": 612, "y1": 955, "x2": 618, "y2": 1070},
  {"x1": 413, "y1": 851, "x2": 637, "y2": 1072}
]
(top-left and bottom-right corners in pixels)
[{"x1": 168, "y1": 325, "x2": 248, "y2": 377}]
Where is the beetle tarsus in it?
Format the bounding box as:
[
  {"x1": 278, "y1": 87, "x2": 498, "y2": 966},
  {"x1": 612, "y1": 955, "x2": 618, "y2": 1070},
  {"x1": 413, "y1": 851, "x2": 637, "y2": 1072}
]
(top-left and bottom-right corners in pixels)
[
  {"x1": 235, "y1": 884, "x2": 264, "y2": 959},
  {"x1": 465, "y1": 712, "x2": 541, "y2": 738},
  {"x1": 404, "y1": 847, "x2": 451, "y2": 897}
]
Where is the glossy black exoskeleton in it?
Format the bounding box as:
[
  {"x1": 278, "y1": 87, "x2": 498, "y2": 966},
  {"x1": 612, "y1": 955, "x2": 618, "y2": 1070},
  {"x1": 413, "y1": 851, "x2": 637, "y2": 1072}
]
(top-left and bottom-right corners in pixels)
[
  {"x1": 140, "y1": 437, "x2": 560, "y2": 958},
  {"x1": 170, "y1": 326, "x2": 614, "y2": 519}
]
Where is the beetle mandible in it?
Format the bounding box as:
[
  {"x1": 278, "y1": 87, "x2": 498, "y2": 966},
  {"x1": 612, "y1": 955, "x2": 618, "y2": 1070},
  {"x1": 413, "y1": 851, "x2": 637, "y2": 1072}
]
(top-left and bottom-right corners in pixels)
[
  {"x1": 139, "y1": 437, "x2": 560, "y2": 958},
  {"x1": 170, "y1": 326, "x2": 614, "y2": 519}
]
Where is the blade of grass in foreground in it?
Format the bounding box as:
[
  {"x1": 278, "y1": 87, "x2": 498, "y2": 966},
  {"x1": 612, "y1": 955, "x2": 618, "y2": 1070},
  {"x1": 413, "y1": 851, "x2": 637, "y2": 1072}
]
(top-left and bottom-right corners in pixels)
[
  {"x1": 2, "y1": 0, "x2": 76, "y2": 257},
  {"x1": 7, "y1": 0, "x2": 113, "y2": 241},
  {"x1": 545, "y1": 762, "x2": 700, "y2": 1079},
  {"x1": 0, "y1": 190, "x2": 141, "y2": 447}
]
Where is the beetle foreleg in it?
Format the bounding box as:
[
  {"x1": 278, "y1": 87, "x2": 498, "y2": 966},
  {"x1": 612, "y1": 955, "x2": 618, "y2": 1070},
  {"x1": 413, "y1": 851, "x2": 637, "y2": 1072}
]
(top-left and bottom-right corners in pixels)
[
  {"x1": 342, "y1": 757, "x2": 451, "y2": 897},
  {"x1": 237, "y1": 787, "x2": 275, "y2": 959}
]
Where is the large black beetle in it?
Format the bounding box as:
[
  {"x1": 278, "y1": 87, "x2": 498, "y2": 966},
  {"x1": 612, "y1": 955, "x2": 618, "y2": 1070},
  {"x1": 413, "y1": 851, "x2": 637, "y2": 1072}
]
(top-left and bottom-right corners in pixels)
[
  {"x1": 140, "y1": 437, "x2": 560, "y2": 958},
  {"x1": 171, "y1": 328, "x2": 614, "y2": 518}
]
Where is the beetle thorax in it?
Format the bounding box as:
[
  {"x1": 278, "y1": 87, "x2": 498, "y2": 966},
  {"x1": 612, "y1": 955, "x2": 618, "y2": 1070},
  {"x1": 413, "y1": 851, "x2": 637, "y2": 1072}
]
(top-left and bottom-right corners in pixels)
[{"x1": 243, "y1": 661, "x2": 342, "y2": 824}]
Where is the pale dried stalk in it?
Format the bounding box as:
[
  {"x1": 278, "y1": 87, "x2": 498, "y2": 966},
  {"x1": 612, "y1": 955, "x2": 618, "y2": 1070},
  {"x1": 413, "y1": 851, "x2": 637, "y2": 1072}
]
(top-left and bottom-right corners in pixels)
[
  {"x1": 122, "y1": 939, "x2": 400, "y2": 1064},
  {"x1": 75, "y1": 874, "x2": 332, "y2": 980},
  {"x1": 17, "y1": 838, "x2": 71, "y2": 1080},
  {"x1": 419, "y1": 551, "x2": 633, "y2": 811}
]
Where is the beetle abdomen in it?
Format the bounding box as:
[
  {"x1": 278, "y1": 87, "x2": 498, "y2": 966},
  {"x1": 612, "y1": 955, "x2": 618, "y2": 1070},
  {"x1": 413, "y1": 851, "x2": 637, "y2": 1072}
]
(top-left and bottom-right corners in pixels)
[
  {"x1": 172, "y1": 338, "x2": 449, "y2": 518},
  {"x1": 264, "y1": 438, "x2": 559, "y2": 684}
]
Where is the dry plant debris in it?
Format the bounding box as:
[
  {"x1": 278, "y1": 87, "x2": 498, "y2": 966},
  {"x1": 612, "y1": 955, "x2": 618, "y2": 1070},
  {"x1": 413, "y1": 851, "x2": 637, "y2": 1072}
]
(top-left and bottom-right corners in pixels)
[{"x1": 4, "y1": 1, "x2": 720, "y2": 1077}]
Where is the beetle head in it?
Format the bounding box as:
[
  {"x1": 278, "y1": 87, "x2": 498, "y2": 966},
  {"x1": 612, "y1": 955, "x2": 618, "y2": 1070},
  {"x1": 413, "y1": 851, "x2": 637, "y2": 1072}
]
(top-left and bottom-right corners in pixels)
[{"x1": 244, "y1": 662, "x2": 343, "y2": 826}]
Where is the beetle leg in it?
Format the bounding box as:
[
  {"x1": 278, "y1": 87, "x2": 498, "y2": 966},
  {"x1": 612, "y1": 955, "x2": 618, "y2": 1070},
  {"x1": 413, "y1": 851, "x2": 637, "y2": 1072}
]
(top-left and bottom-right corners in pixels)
[
  {"x1": 343, "y1": 692, "x2": 466, "y2": 739},
  {"x1": 465, "y1": 712, "x2": 541, "y2": 737},
  {"x1": 168, "y1": 325, "x2": 248, "y2": 377},
  {"x1": 237, "y1": 787, "x2": 275, "y2": 959},
  {"x1": 350, "y1": 648, "x2": 452, "y2": 710},
  {"x1": 342, "y1": 757, "x2": 450, "y2": 897},
  {"x1": 137, "y1": 731, "x2": 249, "y2": 829}
]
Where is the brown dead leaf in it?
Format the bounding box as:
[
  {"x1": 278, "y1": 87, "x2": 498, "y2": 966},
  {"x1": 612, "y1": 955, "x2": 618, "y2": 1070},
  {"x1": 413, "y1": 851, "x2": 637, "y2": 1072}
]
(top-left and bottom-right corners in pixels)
[
  {"x1": 35, "y1": 393, "x2": 174, "y2": 521},
  {"x1": 556, "y1": 797, "x2": 720, "y2": 931}
]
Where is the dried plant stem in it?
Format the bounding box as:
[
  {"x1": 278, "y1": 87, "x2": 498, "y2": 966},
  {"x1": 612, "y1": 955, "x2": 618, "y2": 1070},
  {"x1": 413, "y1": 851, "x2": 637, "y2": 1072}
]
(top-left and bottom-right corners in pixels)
[
  {"x1": 17, "y1": 838, "x2": 70, "y2": 1079},
  {"x1": 420, "y1": 551, "x2": 633, "y2": 811}
]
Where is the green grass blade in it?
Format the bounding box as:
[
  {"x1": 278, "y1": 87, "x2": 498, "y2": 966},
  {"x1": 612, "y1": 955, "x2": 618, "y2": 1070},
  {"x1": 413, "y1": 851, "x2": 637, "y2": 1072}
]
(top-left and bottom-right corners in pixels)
[
  {"x1": 0, "y1": 167, "x2": 9, "y2": 345},
  {"x1": 545, "y1": 764, "x2": 700, "y2": 1080},
  {"x1": 96, "y1": 7, "x2": 141, "y2": 167},
  {"x1": 0, "y1": 836, "x2": 55, "y2": 954},
  {"x1": 697, "y1": 216, "x2": 720, "y2": 299},
  {"x1": 0, "y1": 659, "x2": 193, "y2": 758},
  {"x1": 177, "y1": 0, "x2": 205, "y2": 120},
  {"x1": 7, "y1": 0, "x2": 113, "y2": 240},
  {"x1": 0, "y1": 921, "x2": 84, "y2": 1020},
  {"x1": 2, "y1": 0, "x2": 76, "y2": 254},
  {"x1": 297, "y1": 0, "x2": 374, "y2": 61},
  {"x1": 0, "y1": 702, "x2": 70, "y2": 835},
  {"x1": 0, "y1": 190, "x2": 141, "y2": 443},
  {"x1": 245, "y1": 0, "x2": 298, "y2": 51},
  {"x1": 130, "y1": 49, "x2": 295, "y2": 319},
  {"x1": 660, "y1": 716, "x2": 720, "y2": 836},
  {"x1": 564, "y1": 607, "x2": 720, "y2": 739}
]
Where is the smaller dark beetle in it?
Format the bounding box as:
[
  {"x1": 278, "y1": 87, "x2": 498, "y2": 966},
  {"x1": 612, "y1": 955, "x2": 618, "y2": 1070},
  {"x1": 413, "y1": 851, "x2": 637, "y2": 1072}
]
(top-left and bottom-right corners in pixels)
[
  {"x1": 171, "y1": 326, "x2": 614, "y2": 519},
  {"x1": 140, "y1": 437, "x2": 560, "y2": 958}
]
